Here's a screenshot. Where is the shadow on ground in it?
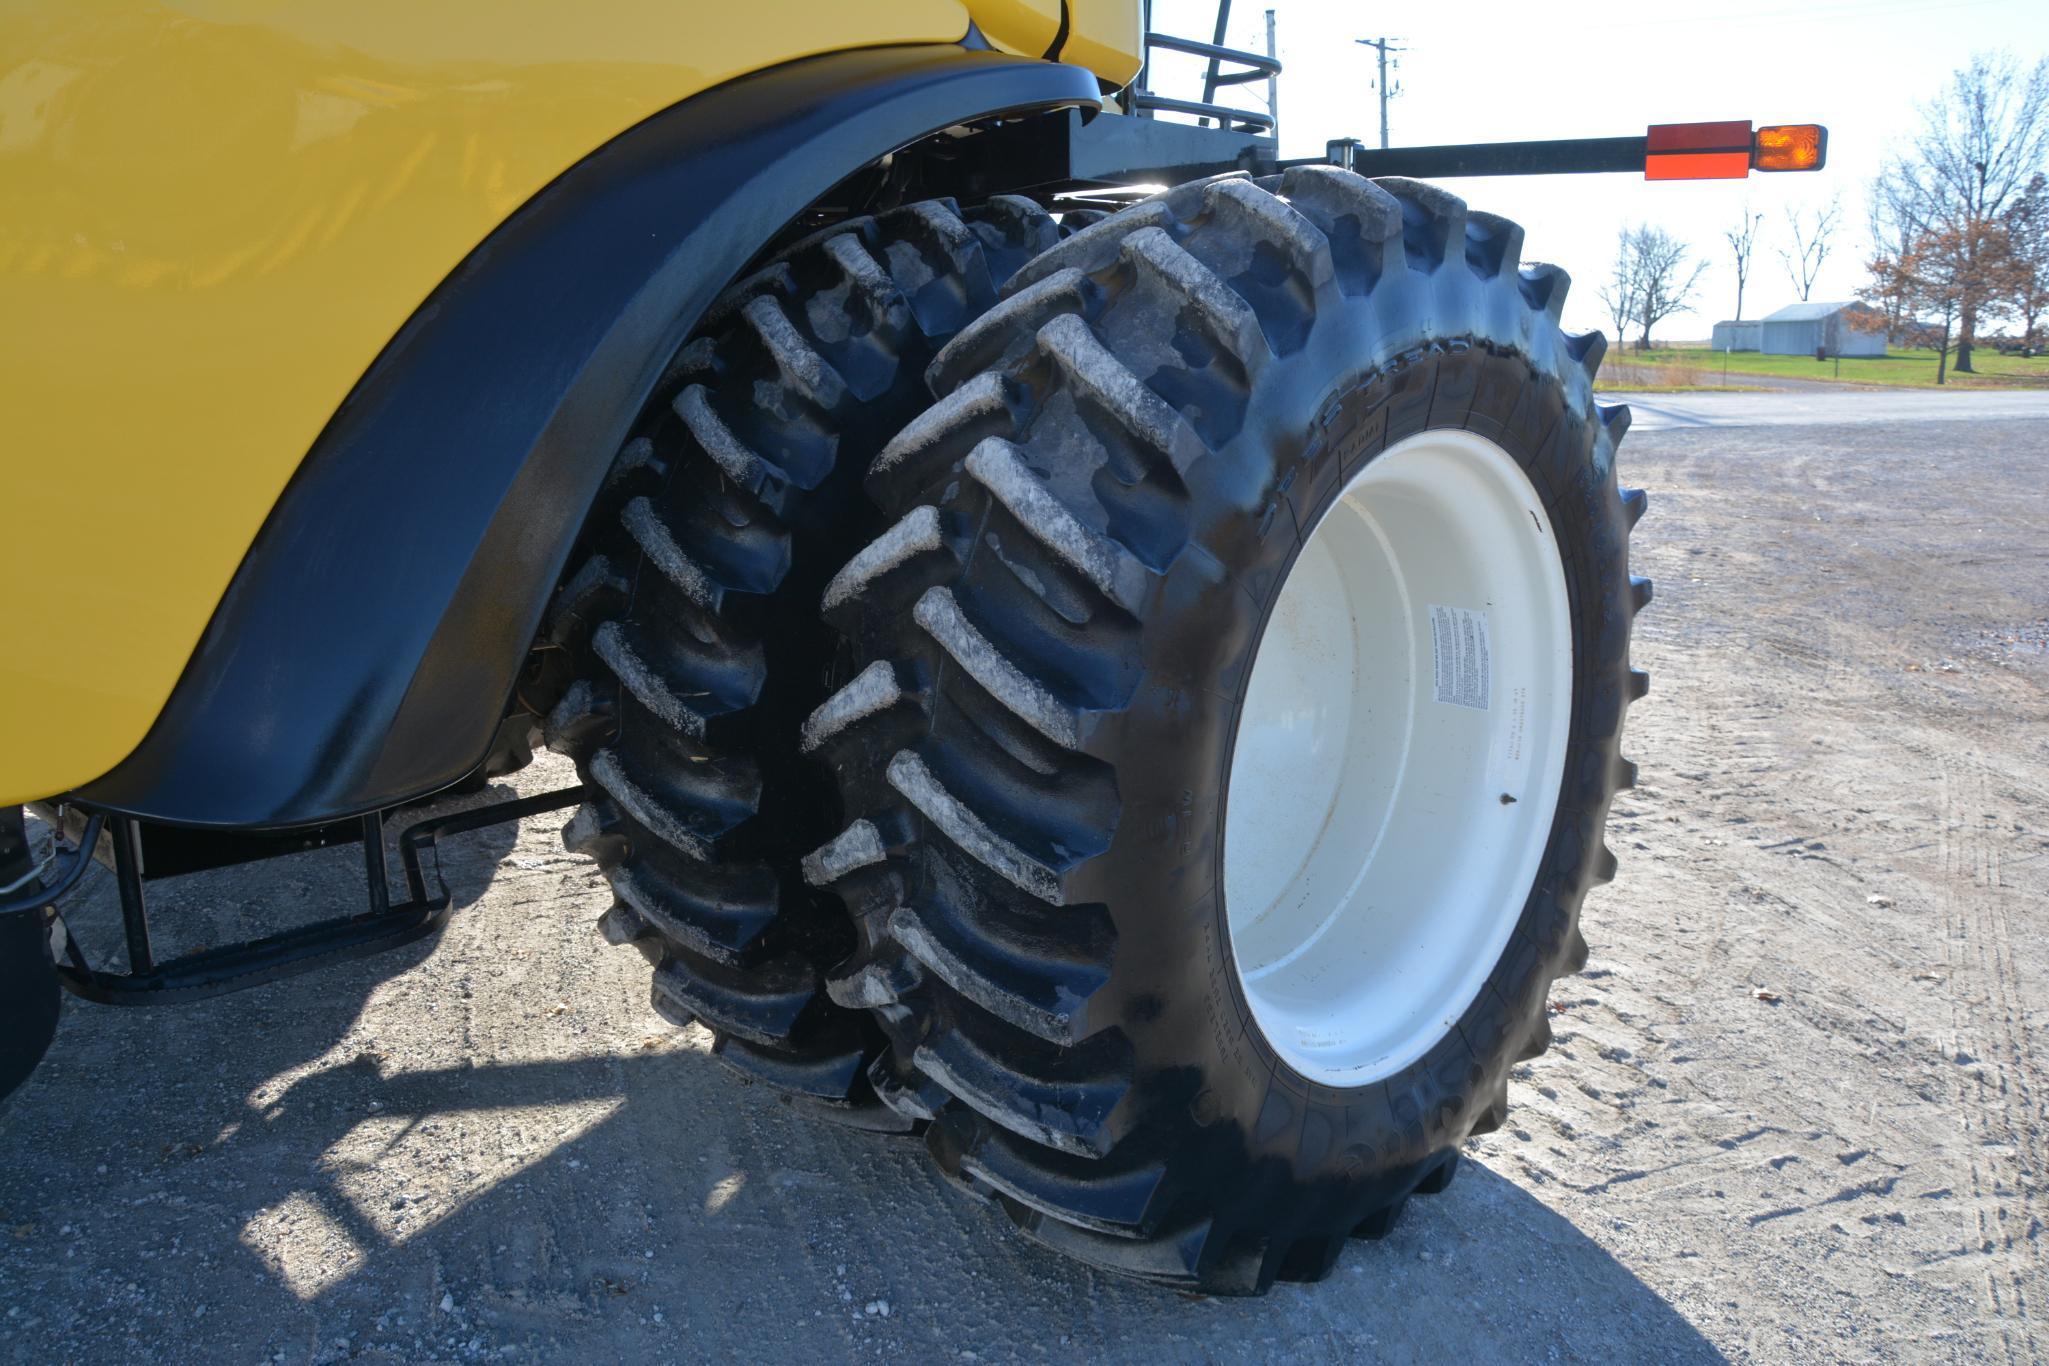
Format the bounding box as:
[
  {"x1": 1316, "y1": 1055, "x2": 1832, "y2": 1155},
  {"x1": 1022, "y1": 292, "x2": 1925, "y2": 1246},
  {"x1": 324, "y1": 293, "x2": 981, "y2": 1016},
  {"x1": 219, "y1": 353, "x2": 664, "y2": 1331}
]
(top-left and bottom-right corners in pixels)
[{"x1": 0, "y1": 782, "x2": 1721, "y2": 1363}]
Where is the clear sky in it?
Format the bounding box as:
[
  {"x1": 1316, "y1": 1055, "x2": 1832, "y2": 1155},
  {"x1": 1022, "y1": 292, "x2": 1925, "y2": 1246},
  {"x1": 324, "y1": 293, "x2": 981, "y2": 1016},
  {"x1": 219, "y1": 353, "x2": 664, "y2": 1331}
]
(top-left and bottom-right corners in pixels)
[{"x1": 1145, "y1": 0, "x2": 2049, "y2": 339}]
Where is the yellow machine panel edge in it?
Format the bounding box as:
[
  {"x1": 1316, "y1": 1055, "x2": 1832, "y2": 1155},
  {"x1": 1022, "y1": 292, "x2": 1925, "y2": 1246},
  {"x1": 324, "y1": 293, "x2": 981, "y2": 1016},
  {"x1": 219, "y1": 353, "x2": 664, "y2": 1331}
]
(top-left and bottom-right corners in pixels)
[{"x1": 0, "y1": 2, "x2": 1142, "y2": 807}]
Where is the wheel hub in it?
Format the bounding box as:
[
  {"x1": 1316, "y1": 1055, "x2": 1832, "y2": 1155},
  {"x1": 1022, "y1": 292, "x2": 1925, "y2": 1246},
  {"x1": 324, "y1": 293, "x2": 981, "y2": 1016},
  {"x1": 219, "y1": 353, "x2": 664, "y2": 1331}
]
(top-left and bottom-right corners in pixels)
[{"x1": 1223, "y1": 427, "x2": 1574, "y2": 1087}]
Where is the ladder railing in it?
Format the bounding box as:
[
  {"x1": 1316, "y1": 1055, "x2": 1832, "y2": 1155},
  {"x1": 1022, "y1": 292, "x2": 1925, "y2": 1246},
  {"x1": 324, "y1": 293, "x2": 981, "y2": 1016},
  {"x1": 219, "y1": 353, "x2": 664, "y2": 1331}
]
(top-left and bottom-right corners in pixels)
[{"x1": 1132, "y1": 5, "x2": 1281, "y2": 135}]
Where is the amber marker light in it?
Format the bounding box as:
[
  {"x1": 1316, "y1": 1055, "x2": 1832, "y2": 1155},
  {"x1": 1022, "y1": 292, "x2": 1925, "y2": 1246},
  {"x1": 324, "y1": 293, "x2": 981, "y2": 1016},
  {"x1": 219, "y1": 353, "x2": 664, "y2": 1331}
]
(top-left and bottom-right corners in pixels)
[{"x1": 1753, "y1": 124, "x2": 1828, "y2": 172}]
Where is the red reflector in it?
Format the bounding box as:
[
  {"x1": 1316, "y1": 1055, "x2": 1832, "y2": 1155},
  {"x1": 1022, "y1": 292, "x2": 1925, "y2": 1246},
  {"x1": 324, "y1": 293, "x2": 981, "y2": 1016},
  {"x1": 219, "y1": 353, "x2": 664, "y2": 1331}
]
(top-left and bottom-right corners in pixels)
[
  {"x1": 1646, "y1": 151, "x2": 1752, "y2": 181},
  {"x1": 1646, "y1": 120, "x2": 1752, "y2": 153},
  {"x1": 1645, "y1": 120, "x2": 1753, "y2": 180}
]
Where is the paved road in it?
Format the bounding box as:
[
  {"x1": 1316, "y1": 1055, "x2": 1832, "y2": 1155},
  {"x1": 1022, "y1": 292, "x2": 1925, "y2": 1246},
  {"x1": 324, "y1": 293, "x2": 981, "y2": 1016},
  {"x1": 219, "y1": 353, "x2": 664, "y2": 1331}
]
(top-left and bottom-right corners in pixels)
[{"x1": 1604, "y1": 386, "x2": 2049, "y2": 431}]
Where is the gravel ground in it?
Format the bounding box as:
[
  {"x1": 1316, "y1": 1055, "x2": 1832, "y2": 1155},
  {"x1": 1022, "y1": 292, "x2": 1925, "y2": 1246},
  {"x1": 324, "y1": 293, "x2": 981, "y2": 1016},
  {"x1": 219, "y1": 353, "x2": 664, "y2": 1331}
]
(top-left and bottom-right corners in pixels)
[{"x1": 3, "y1": 412, "x2": 2045, "y2": 1363}]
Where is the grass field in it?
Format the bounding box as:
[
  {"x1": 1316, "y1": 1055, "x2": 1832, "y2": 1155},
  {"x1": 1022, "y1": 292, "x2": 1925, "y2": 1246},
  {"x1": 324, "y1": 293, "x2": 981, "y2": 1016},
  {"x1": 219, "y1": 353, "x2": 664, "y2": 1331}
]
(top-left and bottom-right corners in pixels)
[
  {"x1": 1595, "y1": 357, "x2": 1765, "y2": 392},
  {"x1": 1604, "y1": 345, "x2": 2049, "y2": 389}
]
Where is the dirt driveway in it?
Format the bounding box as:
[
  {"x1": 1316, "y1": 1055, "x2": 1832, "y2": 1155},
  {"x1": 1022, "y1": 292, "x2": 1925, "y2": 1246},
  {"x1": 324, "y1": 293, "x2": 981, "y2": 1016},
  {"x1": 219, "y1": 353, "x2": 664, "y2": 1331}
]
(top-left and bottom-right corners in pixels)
[{"x1": 2, "y1": 404, "x2": 2044, "y2": 1363}]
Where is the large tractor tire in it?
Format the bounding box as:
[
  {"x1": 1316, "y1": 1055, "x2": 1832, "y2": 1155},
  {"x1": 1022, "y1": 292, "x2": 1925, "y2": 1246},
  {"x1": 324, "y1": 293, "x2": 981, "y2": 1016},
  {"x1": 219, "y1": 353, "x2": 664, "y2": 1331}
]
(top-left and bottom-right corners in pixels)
[
  {"x1": 545, "y1": 196, "x2": 1061, "y2": 1125},
  {"x1": 0, "y1": 809, "x2": 61, "y2": 1107},
  {"x1": 805, "y1": 170, "x2": 1648, "y2": 1290}
]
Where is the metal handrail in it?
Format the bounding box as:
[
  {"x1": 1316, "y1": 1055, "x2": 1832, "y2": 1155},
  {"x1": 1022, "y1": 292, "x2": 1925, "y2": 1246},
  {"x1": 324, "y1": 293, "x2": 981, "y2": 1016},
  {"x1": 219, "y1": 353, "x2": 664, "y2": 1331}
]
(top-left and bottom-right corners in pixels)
[
  {"x1": 1137, "y1": 27, "x2": 1279, "y2": 133},
  {"x1": 1131, "y1": 92, "x2": 1275, "y2": 133},
  {"x1": 1145, "y1": 32, "x2": 1281, "y2": 80}
]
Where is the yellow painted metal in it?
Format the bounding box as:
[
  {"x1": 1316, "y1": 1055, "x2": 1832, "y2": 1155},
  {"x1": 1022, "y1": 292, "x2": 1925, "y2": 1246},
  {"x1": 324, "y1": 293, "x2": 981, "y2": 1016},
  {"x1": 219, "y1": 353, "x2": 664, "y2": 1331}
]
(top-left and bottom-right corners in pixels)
[
  {"x1": 0, "y1": 1, "x2": 1147, "y2": 806},
  {"x1": 1061, "y1": 0, "x2": 1145, "y2": 86},
  {"x1": 961, "y1": 0, "x2": 1061, "y2": 58},
  {"x1": 962, "y1": 0, "x2": 1144, "y2": 84},
  {"x1": 4, "y1": 1, "x2": 1064, "y2": 806}
]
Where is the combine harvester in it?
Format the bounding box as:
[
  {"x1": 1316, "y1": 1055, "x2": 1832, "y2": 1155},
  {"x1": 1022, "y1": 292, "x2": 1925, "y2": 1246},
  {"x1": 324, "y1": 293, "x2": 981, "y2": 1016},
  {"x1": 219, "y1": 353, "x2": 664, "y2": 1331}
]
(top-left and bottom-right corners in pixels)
[{"x1": 1, "y1": 0, "x2": 1823, "y2": 1294}]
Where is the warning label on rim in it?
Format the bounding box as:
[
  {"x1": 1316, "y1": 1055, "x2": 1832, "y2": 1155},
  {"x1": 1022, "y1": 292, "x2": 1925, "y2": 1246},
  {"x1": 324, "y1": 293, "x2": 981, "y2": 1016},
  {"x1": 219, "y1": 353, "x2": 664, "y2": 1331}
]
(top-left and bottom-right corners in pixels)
[{"x1": 1429, "y1": 606, "x2": 1492, "y2": 710}]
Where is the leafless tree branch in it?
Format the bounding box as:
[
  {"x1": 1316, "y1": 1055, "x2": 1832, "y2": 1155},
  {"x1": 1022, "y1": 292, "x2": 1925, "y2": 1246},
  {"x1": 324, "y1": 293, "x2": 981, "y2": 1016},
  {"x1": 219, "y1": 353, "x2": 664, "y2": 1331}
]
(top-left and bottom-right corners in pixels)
[
  {"x1": 1780, "y1": 199, "x2": 1841, "y2": 303},
  {"x1": 1725, "y1": 209, "x2": 1764, "y2": 321}
]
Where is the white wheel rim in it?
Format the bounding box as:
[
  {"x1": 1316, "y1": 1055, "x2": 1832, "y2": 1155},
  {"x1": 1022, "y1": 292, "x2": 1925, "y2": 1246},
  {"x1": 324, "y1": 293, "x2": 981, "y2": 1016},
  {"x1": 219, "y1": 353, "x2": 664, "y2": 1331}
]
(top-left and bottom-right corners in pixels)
[{"x1": 1223, "y1": 427, "x2": 1574, "y2": 1087}]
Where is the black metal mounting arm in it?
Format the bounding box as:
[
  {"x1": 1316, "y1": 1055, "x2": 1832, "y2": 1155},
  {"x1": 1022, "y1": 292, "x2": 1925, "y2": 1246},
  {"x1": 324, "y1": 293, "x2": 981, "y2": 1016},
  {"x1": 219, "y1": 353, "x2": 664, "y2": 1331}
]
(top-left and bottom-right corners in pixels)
[
  {"x1": 1312, "y1": 121, "x2": 1827, "y2": 181},
  {"x1": 1316, "y1": 135, "x2": 1651, "y2": 179},
  {"x1": 44, "y1": 786, "x2": 584, "y2": 1007}
]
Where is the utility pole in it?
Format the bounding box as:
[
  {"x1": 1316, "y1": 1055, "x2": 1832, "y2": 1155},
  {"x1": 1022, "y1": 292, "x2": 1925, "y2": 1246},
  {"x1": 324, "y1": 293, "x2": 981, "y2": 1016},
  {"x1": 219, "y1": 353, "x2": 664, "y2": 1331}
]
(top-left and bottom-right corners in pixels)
[{"x1": 1355, "y1": 37, "x2": 1403, "y2": 149}]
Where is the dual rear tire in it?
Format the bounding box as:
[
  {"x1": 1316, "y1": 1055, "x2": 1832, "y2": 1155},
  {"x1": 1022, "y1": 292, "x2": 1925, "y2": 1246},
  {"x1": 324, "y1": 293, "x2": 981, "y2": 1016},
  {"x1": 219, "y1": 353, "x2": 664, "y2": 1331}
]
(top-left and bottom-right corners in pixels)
[
  {"x1": 552, "y1": 170, "x2": 1648, "y2": 1293},
  {"x1": 544, "y1": 196, "x2": 1064, "y2": 1124}
]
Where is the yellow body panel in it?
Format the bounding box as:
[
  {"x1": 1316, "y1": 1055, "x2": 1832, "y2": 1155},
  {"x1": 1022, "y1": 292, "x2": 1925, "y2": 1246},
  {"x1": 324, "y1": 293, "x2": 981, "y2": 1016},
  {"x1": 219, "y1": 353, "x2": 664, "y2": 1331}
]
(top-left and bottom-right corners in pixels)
[
  {"x1": 961, "y1": 0, "x2": 1061, "y2": 59},
  {"x1": 970, "y1": 0, "x2": 1143, "y2": 85},
  {"x1": 0, "y1": 2, "x2": 1143, "y2": 806},
  {"x1": 1062, "y1": 0, "x2": 1145, "y2": 86}
]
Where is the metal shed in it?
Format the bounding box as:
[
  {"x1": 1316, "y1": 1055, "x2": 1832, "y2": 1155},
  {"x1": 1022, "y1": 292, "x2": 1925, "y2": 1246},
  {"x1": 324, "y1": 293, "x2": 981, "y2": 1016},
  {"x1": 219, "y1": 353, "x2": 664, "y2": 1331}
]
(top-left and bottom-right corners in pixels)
[
  {"x1": 1711, "y1": 319, "x2": 1762, "y2": 351},
  {"x1": 1759, "y1": 301, "x2": 1889, "y2": 357}
]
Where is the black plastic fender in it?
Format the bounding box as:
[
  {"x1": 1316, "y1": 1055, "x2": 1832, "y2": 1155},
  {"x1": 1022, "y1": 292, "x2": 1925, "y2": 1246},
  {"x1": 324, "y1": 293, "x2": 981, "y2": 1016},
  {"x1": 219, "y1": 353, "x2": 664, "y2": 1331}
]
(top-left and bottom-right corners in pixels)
[{"x1": 76, "y1": 45, "x2": 1100, "y2": 829}]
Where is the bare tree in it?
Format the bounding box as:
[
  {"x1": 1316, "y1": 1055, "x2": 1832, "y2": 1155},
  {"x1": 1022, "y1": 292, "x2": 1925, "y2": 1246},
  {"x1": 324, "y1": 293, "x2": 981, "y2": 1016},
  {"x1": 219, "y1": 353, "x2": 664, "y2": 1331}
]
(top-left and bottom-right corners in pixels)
[
  {"x1": 1597, "y1": 227, "x2": 1640, "y2": 351},
  {"x1": 2005, "y1": 172, "x2": 2049, "y2": 349},
  {"x1": 1725, "y1": 209, "x2": 1764, "y2": 320},
  {"x1": 1780, "y1": 199, "x2": 1841, "y2": 302},
  {"x1": 1629, "y1": 225, "x2": 1708, "y2": 349},
  {"x1": 1894, "y1": 52, "x2": 2049, "y2": 371}
]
